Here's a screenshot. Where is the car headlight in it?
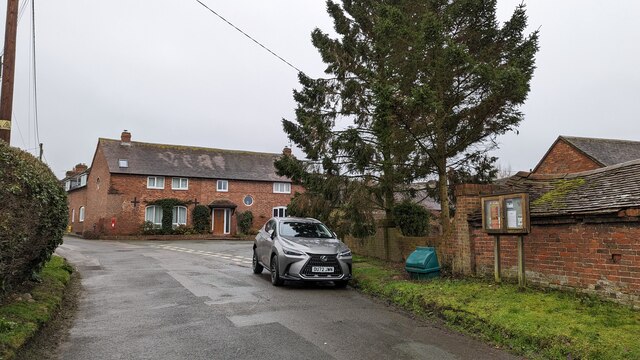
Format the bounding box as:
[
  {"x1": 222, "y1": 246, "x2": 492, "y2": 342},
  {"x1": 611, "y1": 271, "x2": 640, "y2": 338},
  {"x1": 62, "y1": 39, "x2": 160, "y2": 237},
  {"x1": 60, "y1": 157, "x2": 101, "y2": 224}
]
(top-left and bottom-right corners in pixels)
[
  {"x1": 338, "y1": 250, "x2": 352, "y2": 257},
  {"x1": 282, "y1": 247, "x2": 305, "y2": 257}
]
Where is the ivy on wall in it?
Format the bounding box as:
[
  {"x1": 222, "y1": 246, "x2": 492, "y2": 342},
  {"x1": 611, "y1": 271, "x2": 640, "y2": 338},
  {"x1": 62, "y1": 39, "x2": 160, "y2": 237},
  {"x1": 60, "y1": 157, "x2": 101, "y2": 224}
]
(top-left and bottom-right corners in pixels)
[{"x1": 147, "y1": 198, "x2": 187, "y2": 232}]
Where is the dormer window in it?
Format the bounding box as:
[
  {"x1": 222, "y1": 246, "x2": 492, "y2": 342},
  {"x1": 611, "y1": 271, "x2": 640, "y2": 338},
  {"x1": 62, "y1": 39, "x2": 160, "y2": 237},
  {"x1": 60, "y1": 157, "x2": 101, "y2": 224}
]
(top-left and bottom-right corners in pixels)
[
  {"x1": 80, "y1": 174, "x2": 87, "y2": 187},
  {"x1": 118, "y1": 159, "x2": 129, "y2": 168}
]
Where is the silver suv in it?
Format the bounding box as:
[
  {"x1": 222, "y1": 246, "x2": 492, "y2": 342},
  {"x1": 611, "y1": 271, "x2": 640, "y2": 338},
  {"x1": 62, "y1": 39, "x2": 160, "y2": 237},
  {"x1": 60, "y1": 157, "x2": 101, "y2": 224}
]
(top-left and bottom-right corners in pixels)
[{"x1": 252, "y1": 217, "x2": 352, "y2": 287}]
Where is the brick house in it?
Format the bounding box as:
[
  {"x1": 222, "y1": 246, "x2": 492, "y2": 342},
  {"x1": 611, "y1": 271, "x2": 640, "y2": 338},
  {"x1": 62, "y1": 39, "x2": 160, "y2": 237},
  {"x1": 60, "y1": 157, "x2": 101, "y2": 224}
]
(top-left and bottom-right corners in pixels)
[
  {"x1": 444, "y1": 136, "x2": 640, "y2": 306},
  {"x1": 63, "y1": 131, "x2": 301, "y2": 236},
  {"x1": 532, "y1": 135, "x2": 640, "y2": 174}
]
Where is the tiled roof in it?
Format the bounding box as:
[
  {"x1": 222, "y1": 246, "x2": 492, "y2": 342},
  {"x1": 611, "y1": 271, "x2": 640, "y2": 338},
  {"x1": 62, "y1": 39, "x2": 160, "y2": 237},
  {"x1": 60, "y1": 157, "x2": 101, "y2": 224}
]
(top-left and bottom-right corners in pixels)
[
  {"x1": 99, "y1": 138, "x2": 290, "y2": 182},
  {"x1": 496, "y1": 159, "x2": 640, "y2": 217},
  {"x1": 562, "y1": 136, "x2": 640, "y2": 166}
]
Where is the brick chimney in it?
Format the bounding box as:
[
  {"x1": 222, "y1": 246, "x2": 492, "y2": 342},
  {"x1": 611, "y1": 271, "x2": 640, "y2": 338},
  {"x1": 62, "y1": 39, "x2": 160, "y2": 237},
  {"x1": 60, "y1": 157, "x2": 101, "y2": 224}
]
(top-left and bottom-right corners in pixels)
[
  {"x1": 74, "y1": 163, "x2": 88, "y2": 173},
  {"x1": 283, "y1": 146, "x2": 292, "y2": 156},
  {"x1": 121, "y1": 130, "x2": 132, "y2": 145}
]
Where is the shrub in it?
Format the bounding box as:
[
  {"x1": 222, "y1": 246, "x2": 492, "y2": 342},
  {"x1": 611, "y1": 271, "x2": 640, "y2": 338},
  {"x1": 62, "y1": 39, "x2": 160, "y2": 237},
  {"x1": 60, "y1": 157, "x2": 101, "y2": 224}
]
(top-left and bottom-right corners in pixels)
[
  {"x1": 192, "y1": 205, "x2": 211, "y2": 233},
  {"x1": 237, "y1": 211, "x2": 254, "y2": 234},
  {"x1": 172, "y1": 225, "x2": 198, "y2": 235},
  {"x1": 392, "y1": 200, "x2": 430, "y2": 237},
  {"x1": 140, "y1": 221, "x2": 161, "y2": 235},
  {"x1": 0, "y1": 142, "x2": 68, "y2": 298}
]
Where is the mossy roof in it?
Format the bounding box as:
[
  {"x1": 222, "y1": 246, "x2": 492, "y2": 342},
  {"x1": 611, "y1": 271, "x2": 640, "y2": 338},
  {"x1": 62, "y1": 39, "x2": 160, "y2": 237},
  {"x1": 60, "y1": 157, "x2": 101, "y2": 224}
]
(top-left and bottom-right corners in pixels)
[
  {"x1": 98, "y1": 138, "x2": 290, "y2": 182},
  {"x1": 495, "y1": 159, "x2": 640, "y2": 217}
]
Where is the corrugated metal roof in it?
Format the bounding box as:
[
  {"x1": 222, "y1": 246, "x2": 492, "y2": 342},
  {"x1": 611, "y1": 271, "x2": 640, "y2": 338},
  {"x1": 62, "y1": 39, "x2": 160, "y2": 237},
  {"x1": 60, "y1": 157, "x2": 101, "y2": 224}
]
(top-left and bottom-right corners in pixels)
[{"x1": 99, "y1": 138, "x2": 290, "y2": 182}]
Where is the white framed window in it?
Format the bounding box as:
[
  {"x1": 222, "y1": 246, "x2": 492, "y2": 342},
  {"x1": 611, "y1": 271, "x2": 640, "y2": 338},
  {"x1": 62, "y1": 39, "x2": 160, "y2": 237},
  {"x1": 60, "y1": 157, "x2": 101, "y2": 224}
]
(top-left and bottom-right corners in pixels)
[
  {"x1": 243, "y1": 195, "x2": 254, "y2": 206},
  {"x1": 118, "y1": 159, "x2": 128, "y2": 168},
  {"x1": 71, "y1": 208, "x2": 75, "y2": 223},
  {"x1": 79, "y1": 206, "x2": 85, "y2": 222},
  {"x1": 172, "y1": 177, "x2": 188, "y2": 190},
  {"x1": 65, "y1": 180, "x2": 71, "y2": 191},
  {"x1": 273, "y1": 206, "x2": 287, "y2": 218},
  {"x1": 80, "y1": 174, "x2": 87, "y2": 187},
  {"x1": 147, "y1": 176, "x2": 165, "y2": 189},
  {"x1": 217, "y1": 180, "x2": 228, "y2": 192},
  {"x1": 273, "y1": 182, "x2": 291, "y2": 194},
  {"x1": 145, "y1": 206, "x2": 163, "y2": 228},
  {"x1": 172, "y1": 206, "x2": 187, "y2": 227}
]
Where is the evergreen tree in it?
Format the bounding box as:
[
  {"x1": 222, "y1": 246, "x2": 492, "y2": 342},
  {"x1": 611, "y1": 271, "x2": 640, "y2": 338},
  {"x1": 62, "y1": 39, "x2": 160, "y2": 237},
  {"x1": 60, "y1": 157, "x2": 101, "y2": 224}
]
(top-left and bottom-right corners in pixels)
[{"x1": 278, "y1": 0, "x2": 538, "y2": 235}]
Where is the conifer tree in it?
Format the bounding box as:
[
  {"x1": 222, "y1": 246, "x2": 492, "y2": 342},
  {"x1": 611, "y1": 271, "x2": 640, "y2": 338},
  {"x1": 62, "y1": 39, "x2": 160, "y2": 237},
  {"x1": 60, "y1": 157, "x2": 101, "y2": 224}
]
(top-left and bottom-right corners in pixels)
[{"x1": 277, "y1": 0, "x2": 538, "y2": 235}]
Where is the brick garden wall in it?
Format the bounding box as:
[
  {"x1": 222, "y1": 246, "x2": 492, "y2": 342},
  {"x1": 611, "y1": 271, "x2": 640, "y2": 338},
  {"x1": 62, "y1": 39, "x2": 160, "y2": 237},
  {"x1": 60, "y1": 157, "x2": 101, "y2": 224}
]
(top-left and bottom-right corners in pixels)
[
  {"x1": 448, "y1": 184, "x2": 640, "y2": 306},
  {"x1": 470, "y1": 221, "x2": 640, "y2": 306}
]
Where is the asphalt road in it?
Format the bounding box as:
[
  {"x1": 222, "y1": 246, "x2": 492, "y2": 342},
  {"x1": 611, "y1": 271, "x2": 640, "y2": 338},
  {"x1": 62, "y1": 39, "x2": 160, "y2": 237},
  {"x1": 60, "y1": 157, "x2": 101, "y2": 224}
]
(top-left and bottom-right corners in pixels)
[{"x1": 55, "y1": 237, "x2": 518, "y2": 360}]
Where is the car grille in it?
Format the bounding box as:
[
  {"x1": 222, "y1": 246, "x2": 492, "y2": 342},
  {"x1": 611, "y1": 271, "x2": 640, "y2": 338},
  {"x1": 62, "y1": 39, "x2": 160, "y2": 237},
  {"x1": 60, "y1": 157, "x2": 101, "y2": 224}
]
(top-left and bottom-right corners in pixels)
[{"x1": 301, "y1": 254, "x2": 343, "y2": 277}]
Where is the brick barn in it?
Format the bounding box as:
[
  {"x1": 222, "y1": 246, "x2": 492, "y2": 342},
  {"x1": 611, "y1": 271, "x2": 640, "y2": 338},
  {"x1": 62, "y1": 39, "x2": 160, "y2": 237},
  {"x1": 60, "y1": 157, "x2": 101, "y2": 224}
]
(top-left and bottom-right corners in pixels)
[
  {"x1": 446, "y1": 136, "x2": 640, "y2": 306},
  {"x1": 63, "y1": 131, "x2": 301, "y2": 236}
]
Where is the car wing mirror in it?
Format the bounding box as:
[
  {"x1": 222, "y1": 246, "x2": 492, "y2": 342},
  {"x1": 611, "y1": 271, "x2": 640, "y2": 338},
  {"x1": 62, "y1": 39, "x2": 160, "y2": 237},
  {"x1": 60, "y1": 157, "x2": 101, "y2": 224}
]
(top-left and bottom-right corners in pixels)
[{"x1": 268, "y1": 229, "x2": 275, "y2": 239}]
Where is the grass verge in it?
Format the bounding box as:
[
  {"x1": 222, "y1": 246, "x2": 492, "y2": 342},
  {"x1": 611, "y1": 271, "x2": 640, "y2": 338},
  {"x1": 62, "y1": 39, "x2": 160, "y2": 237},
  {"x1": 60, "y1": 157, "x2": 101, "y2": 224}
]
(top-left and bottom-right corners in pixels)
[
  {"x1": 351, "y1": 256, "x2": 640, "y2": 360},
  {"x1": 0, "y1": 256, "x2": 73, "y2": 360}
]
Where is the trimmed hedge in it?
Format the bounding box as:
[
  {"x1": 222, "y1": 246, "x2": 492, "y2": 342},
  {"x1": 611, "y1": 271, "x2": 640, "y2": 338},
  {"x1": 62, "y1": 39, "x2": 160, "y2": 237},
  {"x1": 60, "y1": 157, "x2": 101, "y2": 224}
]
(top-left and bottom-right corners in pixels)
[{"x1": 0, "y1": 142, "x2": 68, "y2": 299}]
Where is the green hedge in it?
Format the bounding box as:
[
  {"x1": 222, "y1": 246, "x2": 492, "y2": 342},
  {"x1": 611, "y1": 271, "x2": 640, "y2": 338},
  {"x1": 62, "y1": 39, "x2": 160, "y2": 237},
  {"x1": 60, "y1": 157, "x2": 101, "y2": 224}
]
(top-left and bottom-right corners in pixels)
[
  {"x1": 392, "y1": 200, "x2": 430, "y2": 236},
  {"x1": 0, "y1": 142, "x2": 68, "y2": 299},
  {"x1": 237, "y1": 211, "x2": 253, "y2": 234},
  {"x1": 192, "y1": 205, "x2": 211, "y2": 233}
]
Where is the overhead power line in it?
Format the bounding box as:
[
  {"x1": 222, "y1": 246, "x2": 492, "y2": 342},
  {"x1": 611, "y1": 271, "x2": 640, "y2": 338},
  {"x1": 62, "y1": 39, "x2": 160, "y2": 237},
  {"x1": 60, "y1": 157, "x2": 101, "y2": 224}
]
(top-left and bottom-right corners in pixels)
[{"x1": 193, "y1": 0, "x2": 305, "y2": 74}]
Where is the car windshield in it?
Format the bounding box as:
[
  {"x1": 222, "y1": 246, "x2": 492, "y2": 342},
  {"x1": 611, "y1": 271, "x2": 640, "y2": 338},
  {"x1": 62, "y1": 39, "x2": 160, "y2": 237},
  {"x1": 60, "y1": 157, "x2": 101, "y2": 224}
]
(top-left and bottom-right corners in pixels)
[{"x1": 279, "y1": 222, "x2": 334, "y2": 238}]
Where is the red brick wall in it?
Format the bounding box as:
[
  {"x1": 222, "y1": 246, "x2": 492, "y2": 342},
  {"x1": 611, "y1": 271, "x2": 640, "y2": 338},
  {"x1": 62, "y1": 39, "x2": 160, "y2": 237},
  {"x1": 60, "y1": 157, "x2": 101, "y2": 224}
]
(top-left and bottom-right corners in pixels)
[
  {"x1": 103, "y1": 174, "x2": 301, "y2": 235},
  {"x1": 83, "y1": 145, "x2": 114, "y2": 235},
  {"x1": 534, "y1": 139, "x2": 601, "y2": 174},
  {"x1": 447, "y1": 184, "x2": 496, "y2": 274},
  {"x1": 471, "y1": 222, "x2": 640, "y2": 306},
  {"x1": 445, "y1": 184, "x2": 640, "y2": 306},
  {"x1": 66, "y1": 187, "x2": 87, "y2": 234}
]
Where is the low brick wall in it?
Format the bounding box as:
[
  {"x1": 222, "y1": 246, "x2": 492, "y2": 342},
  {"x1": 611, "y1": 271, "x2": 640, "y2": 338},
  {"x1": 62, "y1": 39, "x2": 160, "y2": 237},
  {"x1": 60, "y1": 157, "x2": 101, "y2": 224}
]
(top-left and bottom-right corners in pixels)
[
  {"x1": 470, "y1": 221, "x2": 640, "y2": 306},
  {"x1": 444, "y1": 184, "x2": 640, "y2": 307}
]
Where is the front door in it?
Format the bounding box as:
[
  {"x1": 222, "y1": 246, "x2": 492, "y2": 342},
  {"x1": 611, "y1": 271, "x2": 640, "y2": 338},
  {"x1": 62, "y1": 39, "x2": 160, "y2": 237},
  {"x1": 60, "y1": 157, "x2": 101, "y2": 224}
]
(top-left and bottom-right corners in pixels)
[{"x1": 213, "y1": 209, "x2": 225, "y2": 235}]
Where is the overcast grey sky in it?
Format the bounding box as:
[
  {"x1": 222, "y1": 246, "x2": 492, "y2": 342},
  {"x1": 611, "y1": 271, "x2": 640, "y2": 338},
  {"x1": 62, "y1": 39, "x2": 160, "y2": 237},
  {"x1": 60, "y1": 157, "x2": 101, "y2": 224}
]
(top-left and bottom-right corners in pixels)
[{"x1": 3, "y1": 1, "x2": 640, "y2": 178}]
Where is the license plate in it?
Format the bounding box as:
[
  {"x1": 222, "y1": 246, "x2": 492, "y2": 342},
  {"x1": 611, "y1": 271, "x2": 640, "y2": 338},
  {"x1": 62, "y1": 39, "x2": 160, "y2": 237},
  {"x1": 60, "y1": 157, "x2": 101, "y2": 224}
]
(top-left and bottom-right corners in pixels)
[{"x1": 312, "y1": 266, "x2": 334, "y2": 273}]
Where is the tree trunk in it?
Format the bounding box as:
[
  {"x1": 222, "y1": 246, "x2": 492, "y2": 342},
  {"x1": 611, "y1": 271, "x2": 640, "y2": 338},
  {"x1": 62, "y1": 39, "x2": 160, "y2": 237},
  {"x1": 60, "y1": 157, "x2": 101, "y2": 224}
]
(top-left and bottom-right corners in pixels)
[{"x1": 438, "y1": 164, "x2": 450, "y2": 236}]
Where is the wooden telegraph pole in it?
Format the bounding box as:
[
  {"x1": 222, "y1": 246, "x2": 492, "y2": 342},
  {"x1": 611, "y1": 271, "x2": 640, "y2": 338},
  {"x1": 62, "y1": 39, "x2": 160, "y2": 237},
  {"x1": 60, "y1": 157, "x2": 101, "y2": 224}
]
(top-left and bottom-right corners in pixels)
[{"x1": 0, "y1": 0, "x2": 19, "y2": 144}]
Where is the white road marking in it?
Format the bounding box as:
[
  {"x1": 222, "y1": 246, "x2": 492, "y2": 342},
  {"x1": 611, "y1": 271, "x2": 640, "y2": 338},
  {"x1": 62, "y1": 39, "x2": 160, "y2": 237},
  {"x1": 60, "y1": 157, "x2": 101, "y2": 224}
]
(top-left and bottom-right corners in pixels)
[{"x1": 153, "y1": 245, "x2": 250, "y2": 268}]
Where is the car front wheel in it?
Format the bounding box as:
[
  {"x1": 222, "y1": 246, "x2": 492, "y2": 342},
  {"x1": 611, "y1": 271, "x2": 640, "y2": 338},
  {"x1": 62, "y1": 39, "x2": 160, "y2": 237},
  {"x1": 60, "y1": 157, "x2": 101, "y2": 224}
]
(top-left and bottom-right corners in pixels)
[
  {"x1": 270, "y1": 255, "x2": 284, "y2": 286},
  {"x1": 252, "y1": 249, "x2": 263, "y2": 274}
]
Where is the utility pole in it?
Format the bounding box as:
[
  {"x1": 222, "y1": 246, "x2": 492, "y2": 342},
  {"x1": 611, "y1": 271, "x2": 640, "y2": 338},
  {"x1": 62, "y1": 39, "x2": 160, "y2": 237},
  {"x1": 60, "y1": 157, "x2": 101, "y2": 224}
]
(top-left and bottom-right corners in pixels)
[{"x1": 0, "y1": 0, "x2": 19, "y2": 144}]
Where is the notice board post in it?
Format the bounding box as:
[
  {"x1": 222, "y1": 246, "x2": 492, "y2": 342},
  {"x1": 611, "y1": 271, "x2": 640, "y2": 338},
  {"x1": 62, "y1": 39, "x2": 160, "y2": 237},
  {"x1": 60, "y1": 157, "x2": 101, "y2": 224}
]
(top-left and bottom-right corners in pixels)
[{"x1": 481, "y1": 193, "x2": 530, "y2": 288}]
